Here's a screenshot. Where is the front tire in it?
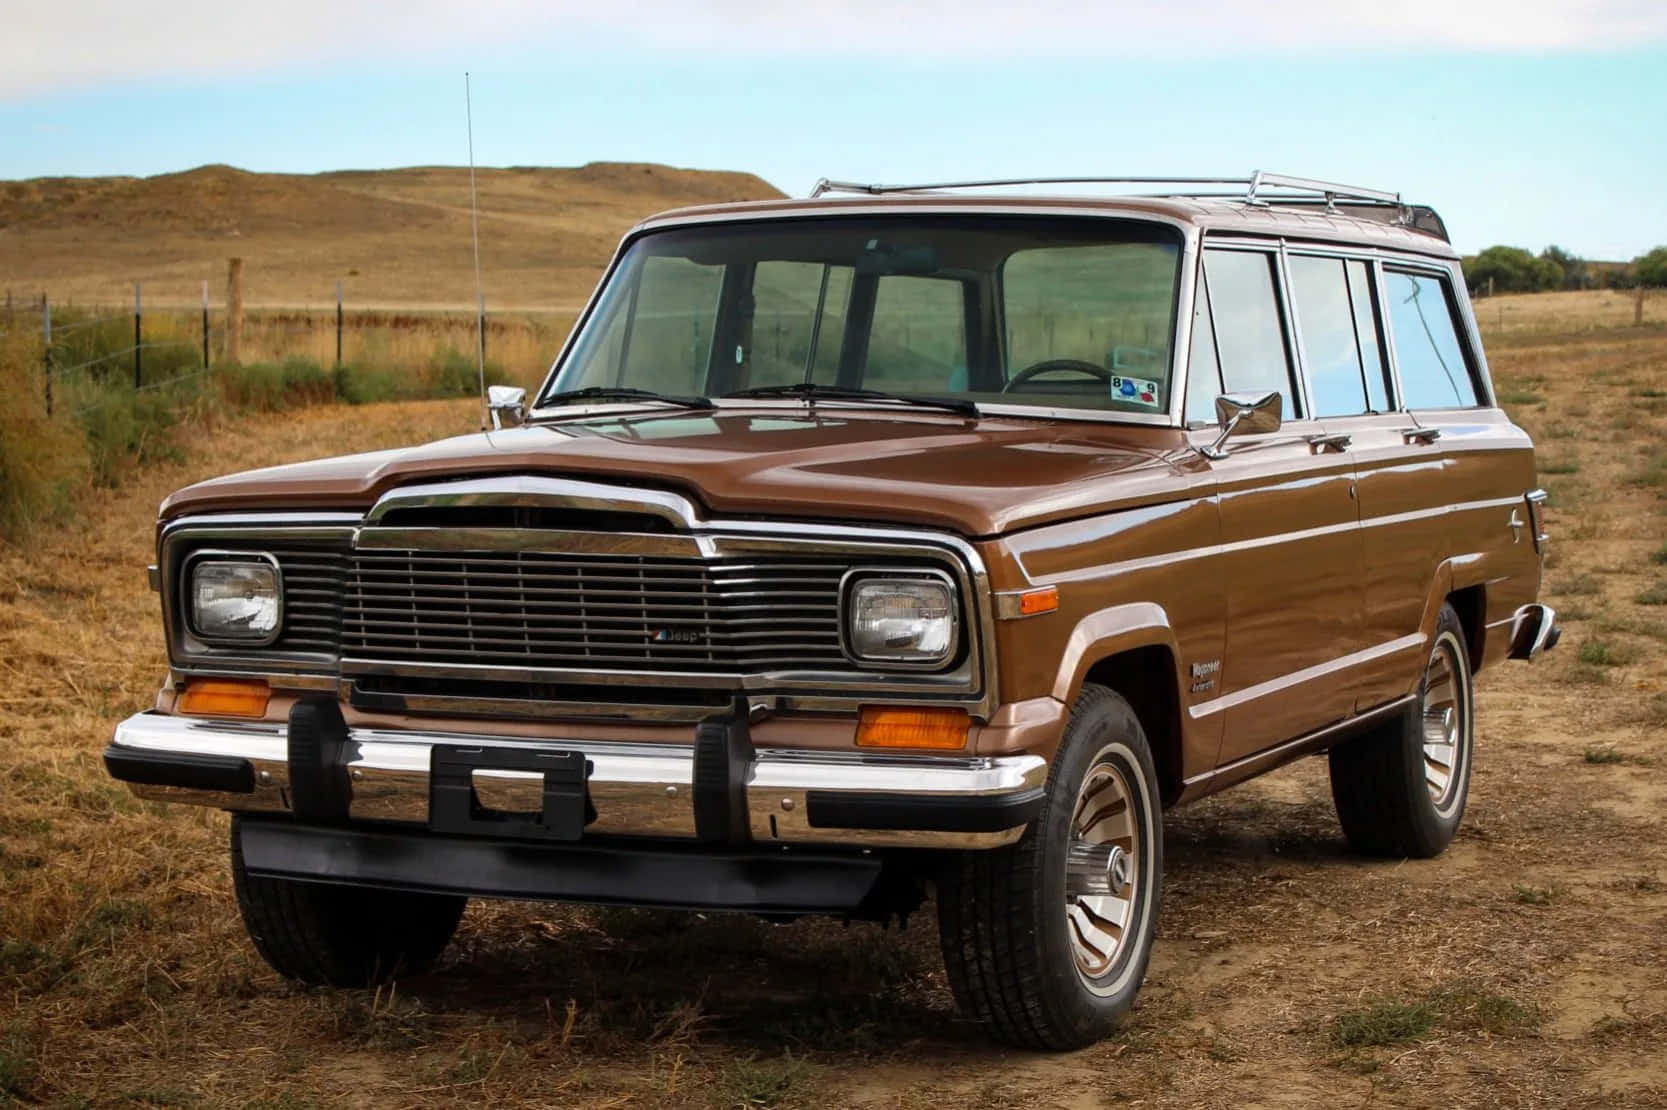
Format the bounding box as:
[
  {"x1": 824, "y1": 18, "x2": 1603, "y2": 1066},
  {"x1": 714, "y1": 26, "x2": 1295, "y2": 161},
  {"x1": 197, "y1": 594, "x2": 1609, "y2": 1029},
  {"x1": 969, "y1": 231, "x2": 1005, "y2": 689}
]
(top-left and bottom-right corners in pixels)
[
  {"x1": 1329, "y1": 603, "x2": 1475, "y2": 858},
  {"x1": 937, "y1": 684, "x2": 1163, "y2": 1050},
  {"x1": 230, "y1": 815, "x2": 466, "y2": 986}
]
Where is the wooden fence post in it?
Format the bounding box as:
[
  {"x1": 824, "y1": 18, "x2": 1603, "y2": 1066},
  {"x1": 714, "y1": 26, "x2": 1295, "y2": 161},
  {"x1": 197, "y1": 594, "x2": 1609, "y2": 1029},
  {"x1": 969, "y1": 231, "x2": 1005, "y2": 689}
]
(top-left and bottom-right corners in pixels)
[
  {"x1": 134, "y1": 281, "x2": 143, "y2": 388},
  {"x1": 42, "y1": 296, "x2": 52, "y2": 417},
  {"x1": 336, "y1": 280, "x2": 344, "y2": 367},
  {"x1": 1638, "y1": 285, "x2": 1647, "y2": 327},
  {"x1": 225, "y1": 258, "x2": 244, "y2": 365},
  {"x1": 201, "y1": 280, "x2": 210, "y2": 368}
]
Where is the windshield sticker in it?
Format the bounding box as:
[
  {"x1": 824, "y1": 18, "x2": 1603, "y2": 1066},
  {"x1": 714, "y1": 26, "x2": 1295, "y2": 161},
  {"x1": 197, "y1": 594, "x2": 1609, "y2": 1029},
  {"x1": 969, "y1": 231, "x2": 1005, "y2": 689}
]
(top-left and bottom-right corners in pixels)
[{"x1": 1110, "y1": 375, "x2": 1161, "y2": 408}]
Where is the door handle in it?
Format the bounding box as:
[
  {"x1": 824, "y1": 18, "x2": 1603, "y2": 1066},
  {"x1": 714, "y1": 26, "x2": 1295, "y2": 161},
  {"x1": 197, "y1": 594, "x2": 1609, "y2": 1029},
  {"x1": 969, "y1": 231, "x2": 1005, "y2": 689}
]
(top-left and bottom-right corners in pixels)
[
  {"x1": 1399, "y1": 426, "x2": 1442, "y2": 444},
  {"x1": 1305, "y1": 432, "x2": 1352, "y2": 453}
]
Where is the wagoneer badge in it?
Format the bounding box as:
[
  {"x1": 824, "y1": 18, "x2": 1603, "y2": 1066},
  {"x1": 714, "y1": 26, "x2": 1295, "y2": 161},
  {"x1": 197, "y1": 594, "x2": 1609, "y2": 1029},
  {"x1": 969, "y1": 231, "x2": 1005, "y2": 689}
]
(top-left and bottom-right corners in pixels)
[{"x1": 1190, "y1": 659, "x2": 1220, "y2": 693}]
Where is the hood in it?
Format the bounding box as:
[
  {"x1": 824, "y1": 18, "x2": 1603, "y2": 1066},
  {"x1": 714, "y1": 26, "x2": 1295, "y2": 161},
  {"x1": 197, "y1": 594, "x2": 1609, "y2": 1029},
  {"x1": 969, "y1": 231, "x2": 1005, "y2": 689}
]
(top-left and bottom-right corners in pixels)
[{"x1": 159, "y1": 406, "x2": 1198, "y2": 536}]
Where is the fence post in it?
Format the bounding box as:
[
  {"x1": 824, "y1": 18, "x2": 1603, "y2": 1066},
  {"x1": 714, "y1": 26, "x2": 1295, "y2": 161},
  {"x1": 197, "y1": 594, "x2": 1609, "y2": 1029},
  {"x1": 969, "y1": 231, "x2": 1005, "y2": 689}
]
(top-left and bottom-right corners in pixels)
[
  {"x1": 225, "y1": 258, "x2": 244, "y2": 365},
  {"x1": 42, "y1": 296, "x2": 52, "y2": 417},
  {"x1": 336, "y1": 280, "x2": 344, "y2": 366},
  {"x1": 201, "y1": 280, "x2": 210, "y2": 368},
  {"x1": 133, "y1": 281, "x2": 143, "y2": 388},
  {"x1": 1638, "y1": 286, "x2": 1647, "y2": 327}
]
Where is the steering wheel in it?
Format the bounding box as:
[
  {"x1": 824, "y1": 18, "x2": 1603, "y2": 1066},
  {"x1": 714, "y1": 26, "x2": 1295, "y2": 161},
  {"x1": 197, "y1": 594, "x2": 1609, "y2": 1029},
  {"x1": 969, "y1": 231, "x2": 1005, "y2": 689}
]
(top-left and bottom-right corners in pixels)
[{"x1": 1002, "y1": 358, "x2": 1112, "y2": 392}]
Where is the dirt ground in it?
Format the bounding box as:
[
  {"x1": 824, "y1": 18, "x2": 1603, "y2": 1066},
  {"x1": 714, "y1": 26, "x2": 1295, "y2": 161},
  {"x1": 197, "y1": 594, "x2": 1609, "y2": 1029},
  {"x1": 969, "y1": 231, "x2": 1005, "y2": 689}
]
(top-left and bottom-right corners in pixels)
[{"x1": 2, "y1": 325, "x2": 1665, "y2": 1108}]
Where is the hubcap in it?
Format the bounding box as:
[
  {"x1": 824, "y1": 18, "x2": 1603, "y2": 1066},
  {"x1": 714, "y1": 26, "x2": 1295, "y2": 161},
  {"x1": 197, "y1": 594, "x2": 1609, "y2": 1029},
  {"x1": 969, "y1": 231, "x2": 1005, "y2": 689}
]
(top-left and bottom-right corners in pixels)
[
  {"x1": 1422, "y1": 634, "x2": 1468, "y2": 811},
  {"x1": 1064, "y1": 759, "x2": 1140, "y2": 982}
]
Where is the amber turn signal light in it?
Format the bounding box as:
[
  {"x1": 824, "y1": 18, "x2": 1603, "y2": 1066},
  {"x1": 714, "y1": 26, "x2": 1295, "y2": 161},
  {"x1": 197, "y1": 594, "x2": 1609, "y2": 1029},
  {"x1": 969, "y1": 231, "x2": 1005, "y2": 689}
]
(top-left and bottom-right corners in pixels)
[
  {"x1": 1017, "y1": 586, "x2": 1059, "y2": 616},
  {"x1": 178, "y1": 679, "x2": 271, "y2": 718},
  {"x1": 856, "y1": 706, "x2": 971, "y2": 750}
]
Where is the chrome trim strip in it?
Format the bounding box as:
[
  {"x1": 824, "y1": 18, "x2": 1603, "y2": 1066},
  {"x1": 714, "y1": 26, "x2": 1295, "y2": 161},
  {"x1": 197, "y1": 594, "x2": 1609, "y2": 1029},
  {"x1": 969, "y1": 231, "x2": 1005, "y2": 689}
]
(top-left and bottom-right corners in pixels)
[
  {"x1": 107, "y1": 712, "x2": 1043, "y2": 850},
  {"x1": 364, "y1": 475, "x2": 702, "y2": 528},
  {"x1": 1189, "y1": 633, "x2": 1424, "y2": 719},
  {"x1": 354, "y1": 526, "x2": 703, "y2": 558}
]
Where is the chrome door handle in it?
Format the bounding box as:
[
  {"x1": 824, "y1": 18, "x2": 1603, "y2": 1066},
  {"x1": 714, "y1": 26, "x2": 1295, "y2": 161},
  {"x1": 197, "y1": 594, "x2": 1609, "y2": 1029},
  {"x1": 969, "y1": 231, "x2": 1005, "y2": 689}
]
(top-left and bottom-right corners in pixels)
[
  {"x1": 1305, "y1": 432, "x2": 1352, "y2": 453},
  {"x1": 1399, "y1": 426, "x2": 1442, "y2": 444}
]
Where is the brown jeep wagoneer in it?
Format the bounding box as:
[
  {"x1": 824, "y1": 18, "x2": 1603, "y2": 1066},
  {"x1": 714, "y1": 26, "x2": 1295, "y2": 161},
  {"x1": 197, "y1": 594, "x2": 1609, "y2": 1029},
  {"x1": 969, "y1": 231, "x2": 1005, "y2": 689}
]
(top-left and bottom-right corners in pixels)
[{"x1": 105, "y1": 172, "x2": 1559, "y2": 1049}]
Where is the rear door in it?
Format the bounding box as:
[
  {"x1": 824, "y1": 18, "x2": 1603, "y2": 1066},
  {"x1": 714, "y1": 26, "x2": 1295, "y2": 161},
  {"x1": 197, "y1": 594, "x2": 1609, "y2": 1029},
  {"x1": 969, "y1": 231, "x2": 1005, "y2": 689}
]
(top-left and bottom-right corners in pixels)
[
  {"x1": 1283, "y1": 250, "x2": 1435, "y2": 711},
  {"x1": 1346, "y1": 262, "x2": 1490, "y2": 707},
  {"x1": 1186, "y1": 242, "x2": 1366, "y2": 767}
]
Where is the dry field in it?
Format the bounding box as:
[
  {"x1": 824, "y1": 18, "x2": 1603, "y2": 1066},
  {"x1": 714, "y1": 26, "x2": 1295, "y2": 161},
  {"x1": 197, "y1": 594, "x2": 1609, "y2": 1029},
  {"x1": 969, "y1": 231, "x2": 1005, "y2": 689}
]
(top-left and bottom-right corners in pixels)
[
  {"x1": 2, "y1": 300, "x2": 1666, "y2": 1108},
  {"x1": 1, "y1": 162, "x2": 781, "y2": 308}
]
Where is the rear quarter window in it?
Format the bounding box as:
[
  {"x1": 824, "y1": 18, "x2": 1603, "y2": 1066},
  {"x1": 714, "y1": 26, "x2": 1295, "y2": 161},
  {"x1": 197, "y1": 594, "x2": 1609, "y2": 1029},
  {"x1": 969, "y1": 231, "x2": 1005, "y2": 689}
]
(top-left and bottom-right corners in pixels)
[{"x1": 1384, "y1": 270, "x2": 1480, "y2": 409}]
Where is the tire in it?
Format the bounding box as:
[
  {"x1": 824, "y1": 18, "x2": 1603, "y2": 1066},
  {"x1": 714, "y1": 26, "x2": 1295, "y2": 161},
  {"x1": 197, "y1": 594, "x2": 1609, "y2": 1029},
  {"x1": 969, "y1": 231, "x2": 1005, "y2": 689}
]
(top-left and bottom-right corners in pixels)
[
  {"x1": 230, "y1": 815, "x2": 466, "y2": 986},
  {"x1": 1329, "y1": 603, "x2": 1475, "y2": 859},
  {"x1": 937, "y1": 683, "x2": 1163, "y2": 1050}
]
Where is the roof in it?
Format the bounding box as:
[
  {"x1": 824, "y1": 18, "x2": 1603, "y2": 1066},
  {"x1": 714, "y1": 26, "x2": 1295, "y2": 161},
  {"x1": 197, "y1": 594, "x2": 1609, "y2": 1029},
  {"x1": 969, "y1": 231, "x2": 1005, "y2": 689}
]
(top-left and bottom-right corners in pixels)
[{"x1": 633, "y1": 190, "x2": 1460, "y2": 261}]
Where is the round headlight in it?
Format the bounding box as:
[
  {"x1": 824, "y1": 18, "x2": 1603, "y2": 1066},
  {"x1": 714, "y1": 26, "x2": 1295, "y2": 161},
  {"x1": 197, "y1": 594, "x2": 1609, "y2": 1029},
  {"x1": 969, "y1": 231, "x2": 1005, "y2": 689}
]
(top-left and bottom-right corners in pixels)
[
  {"x1": 844, "y1": 574, "x2": 957, "y2": 665},
  {"x1": 188, "y1": 555, "x2": 282, "y2": 645}
]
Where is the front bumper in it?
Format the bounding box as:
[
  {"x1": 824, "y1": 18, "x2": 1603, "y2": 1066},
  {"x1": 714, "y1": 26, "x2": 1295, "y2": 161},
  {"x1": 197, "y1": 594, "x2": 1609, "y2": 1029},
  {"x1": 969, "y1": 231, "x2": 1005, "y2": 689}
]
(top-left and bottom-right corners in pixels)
[{"x1": 106, "y1": 710, "x2": 1047, "y2": 850}]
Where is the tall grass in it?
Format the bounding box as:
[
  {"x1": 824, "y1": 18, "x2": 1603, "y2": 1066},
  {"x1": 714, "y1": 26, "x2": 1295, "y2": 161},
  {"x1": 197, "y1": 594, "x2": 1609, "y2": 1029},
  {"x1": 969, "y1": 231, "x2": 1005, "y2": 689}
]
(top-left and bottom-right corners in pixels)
[{"x1": 0, "y1": 308, "x2": 532, "y2": 541}]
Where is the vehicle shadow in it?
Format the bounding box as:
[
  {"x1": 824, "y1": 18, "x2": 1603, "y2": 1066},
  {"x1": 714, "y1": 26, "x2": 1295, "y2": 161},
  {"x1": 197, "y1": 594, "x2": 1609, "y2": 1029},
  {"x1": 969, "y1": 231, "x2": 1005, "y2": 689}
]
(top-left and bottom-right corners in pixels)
[{"x1": 388, "y1": 784, "x2": 1352, "y2": 1054}]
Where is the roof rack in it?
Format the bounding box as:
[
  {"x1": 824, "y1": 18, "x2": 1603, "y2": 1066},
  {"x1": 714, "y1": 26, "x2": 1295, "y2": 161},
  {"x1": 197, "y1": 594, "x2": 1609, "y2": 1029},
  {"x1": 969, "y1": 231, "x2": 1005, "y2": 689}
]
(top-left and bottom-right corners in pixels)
[{"x1": 807, "y1": 171, "x2": 1403, "y2": 213}]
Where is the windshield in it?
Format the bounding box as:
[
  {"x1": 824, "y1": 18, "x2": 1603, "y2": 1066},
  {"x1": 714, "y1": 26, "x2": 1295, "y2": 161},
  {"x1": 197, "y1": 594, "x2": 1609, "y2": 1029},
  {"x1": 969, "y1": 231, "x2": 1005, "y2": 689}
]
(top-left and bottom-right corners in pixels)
[{"x1": 540, "y1": 216, "x2": 1184, "y2": 417}]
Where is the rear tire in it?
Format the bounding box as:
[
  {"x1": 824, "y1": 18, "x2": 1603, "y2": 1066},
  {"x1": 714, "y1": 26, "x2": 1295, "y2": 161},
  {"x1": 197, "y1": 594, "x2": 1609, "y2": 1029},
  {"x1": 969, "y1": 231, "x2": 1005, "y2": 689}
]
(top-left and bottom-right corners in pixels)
[
  {"x1": 937, "y1": 684, "x2": 1162, "y2": 1050},
  {"x1": 230, "y1": 815, "x2": 466, "y2": 986},
  {"x1": 1329, "y1": 603, "x2": 1475, "y2": 859}
]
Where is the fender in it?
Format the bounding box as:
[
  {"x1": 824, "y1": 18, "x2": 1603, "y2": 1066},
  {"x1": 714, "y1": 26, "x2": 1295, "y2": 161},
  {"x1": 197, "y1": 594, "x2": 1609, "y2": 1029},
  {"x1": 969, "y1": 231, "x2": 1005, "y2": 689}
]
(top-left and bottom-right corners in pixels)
[{"x1": 1051, "y1": 600, "x2": 1185, "y2": 705}]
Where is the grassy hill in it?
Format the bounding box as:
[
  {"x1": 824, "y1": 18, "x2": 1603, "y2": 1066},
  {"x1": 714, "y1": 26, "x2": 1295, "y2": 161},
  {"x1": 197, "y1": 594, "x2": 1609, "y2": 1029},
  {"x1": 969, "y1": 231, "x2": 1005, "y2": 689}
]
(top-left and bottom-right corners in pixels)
[{"x1": 0, "y1": 162, "x2": 784, "y2": 309}]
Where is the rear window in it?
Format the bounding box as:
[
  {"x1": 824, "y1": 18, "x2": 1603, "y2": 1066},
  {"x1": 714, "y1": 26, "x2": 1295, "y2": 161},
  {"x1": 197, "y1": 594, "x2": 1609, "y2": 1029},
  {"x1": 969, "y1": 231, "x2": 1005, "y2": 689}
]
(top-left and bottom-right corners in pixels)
[{"x1": 1384, "y1": 270, "x2": 1478, "y2": 409}]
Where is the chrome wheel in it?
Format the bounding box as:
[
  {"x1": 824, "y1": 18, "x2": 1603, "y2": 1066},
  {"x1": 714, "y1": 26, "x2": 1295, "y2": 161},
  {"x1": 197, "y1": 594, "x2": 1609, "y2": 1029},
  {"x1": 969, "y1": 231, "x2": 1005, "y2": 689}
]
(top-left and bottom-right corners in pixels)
[
  {"x1": 1065, "y1": 757, "x2": 1141, "y2": 984},
  {"x1": 1422, "y1": 630, "x2": 1471, "y2": 815}
]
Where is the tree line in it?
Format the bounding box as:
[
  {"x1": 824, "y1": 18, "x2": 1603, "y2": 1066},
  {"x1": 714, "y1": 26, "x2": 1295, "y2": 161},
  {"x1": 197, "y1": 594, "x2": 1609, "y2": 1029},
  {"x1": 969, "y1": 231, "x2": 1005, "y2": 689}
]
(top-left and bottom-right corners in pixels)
[{"x1": 1463, "y1": 244, "x2": 1667, "y2": 295}]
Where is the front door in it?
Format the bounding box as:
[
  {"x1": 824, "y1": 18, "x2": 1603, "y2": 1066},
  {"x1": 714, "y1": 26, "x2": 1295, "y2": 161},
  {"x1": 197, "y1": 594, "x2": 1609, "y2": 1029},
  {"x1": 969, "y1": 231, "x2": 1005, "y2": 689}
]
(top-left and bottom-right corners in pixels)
[{"x1": 1186, "y1": 244, "x2": 1366, "y2": 767}]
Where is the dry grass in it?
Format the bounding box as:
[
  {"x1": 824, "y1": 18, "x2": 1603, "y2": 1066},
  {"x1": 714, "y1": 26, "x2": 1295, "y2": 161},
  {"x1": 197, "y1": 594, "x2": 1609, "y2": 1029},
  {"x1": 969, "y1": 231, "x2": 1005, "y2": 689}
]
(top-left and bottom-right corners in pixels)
[{"x1": 4, "y1": 294, "x2": 1667, "y2": 1107}]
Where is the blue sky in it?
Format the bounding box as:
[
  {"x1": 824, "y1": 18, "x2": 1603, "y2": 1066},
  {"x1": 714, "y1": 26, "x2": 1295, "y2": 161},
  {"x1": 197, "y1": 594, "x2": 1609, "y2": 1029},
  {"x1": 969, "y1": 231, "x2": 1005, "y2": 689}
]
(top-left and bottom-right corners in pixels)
[{"x1": 4, "y1": 2, "x2": 1665, "y2": 260}]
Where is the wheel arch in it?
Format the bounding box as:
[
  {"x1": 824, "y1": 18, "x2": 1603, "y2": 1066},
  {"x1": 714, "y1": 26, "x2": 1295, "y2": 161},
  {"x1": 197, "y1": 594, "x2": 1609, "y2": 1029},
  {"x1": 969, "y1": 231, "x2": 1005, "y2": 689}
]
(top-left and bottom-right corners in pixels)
[
  {"x1": 1051, "y1": 602, "x2": 1188, "y2": 809},
  {"x1": 1445, "y1": 582, "x2": 1487, "y2": 673}
]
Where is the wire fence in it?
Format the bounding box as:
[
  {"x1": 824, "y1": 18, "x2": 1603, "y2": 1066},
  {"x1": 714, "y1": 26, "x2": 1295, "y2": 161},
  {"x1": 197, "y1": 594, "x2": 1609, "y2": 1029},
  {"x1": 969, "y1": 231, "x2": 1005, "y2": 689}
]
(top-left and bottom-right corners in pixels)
[{"x1": 5, "y1": 283, "x2": 560, "y2": 420}]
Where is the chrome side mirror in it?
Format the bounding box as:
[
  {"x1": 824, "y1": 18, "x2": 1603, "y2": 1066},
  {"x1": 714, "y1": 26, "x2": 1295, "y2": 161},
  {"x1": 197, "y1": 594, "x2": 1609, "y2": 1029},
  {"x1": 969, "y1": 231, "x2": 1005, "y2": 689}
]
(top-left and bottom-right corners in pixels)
[
  {"x1": 487, "y1": 385, "x2": 527, "y2": 430},
  {"x1": 1201, "y1": 391, "x2": 1281, "y2": 459}
]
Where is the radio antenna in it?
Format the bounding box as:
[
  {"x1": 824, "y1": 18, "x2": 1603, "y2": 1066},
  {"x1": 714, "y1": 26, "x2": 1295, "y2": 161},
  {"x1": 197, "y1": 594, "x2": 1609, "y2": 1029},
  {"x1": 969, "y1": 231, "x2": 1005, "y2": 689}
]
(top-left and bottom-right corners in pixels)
[{"x1": 465, "y1": 71, "x2": 488, "y2": 431}]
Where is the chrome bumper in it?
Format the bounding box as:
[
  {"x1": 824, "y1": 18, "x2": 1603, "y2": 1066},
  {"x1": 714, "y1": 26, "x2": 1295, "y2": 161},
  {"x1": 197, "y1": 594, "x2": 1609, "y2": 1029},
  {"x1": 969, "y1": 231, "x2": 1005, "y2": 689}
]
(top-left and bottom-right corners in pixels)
[
  {"x1": 1508, "y1": 602, "x2": 1561, "y2": 660},
  {"x1": 107, "y1": 711, "x2": 1047, "y2": 850}
]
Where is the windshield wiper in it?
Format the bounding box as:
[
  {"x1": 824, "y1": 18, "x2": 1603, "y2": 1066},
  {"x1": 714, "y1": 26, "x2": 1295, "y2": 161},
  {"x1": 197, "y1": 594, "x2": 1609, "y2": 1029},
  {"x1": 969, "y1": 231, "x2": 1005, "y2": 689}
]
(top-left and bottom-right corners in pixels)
[
  {"x1": 541, "y1": 386, "x2": 715, "y2": 410},
  {"x1": 723, "y1": 382, "x2": 979, "y2": 418}
]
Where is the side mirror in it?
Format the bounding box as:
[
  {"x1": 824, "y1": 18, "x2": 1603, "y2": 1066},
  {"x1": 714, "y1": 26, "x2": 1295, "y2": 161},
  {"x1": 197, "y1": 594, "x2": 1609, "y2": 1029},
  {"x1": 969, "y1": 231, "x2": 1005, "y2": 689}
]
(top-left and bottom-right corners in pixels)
[
  {"x1": 1202, "y1": 391, "x2": 1281, "y2": 459},
  {"x1": 487, "y1": 385, "x2": 527, "y2": 430}
]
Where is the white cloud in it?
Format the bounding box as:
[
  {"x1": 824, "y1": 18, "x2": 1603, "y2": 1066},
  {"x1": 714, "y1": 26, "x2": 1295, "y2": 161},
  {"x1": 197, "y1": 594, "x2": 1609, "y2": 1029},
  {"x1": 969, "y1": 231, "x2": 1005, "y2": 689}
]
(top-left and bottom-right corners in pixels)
[{"x1": 5, "y1": 0, "x2": 1665, "y2": 98}]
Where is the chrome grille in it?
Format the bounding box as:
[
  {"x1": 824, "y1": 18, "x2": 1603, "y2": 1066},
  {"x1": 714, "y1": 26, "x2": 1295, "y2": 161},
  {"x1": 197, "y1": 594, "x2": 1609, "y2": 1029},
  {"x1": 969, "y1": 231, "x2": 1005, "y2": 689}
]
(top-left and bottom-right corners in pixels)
[
  {"x1": 343, "y1": 551, "x2": 857, "y2": 674},
  {"x1": 272, "y1": 547, "x2": 349, "y2": 654}
]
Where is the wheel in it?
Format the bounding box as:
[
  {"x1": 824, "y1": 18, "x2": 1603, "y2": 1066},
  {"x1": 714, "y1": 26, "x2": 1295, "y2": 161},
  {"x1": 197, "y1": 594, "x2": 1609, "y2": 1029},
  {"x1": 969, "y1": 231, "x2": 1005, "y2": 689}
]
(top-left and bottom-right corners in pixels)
[
  {"x1": 1002, "y1": 358, "x2": 1111, "y2": 391},
  {"x1": 937, "y1": 684, "x2": 1162, "y2": 1050},
  {"x1": 230, "y1": 816, "x2": 466, "y2": 986},
  {"x1": 1329, "y1": 603, "x2": 1475, "y2": 858}
]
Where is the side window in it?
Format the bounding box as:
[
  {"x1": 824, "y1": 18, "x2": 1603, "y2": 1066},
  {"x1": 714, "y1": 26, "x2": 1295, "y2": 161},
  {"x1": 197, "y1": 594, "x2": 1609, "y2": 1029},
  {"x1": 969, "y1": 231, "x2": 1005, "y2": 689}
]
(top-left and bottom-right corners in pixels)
[
  {"x1": 746, "y1": 262, "x2": 853, "y2": 389},
  {"x1": 1288, "y1": 255, "x2": 1369, "y2": 417},
  {"x1": 1346, "y1": 261, "x2": 1391, "y2": 412},
  {"x1": 865, "y1": 275, "x2": 968, "y2": 391},
  {"x1": 1384, "y1": 270, "x2": 1478, "y2": 408},
  {"x1": 1201, "y1": 249, "x2": 1298, "y2": 419},
  {"x1": 1185, "y1": 274, "x2": 1222, "y2": 425}
]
